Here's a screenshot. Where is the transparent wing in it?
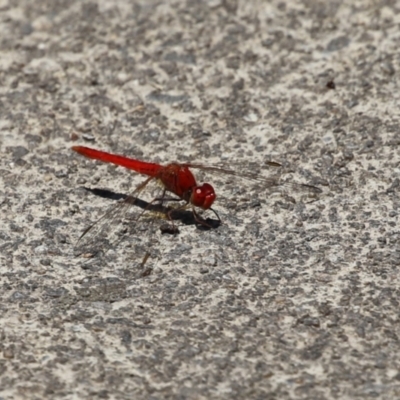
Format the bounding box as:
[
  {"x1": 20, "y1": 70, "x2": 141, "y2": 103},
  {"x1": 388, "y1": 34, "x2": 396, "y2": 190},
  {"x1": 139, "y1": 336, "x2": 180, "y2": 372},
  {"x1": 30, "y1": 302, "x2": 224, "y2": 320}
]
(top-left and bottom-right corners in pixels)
[
  {"x1": 185, "y1": 162, "x2": 322, "y2": 195},
  {"x1": 74, "y1": 176, "x2": 157, "y2": 258}
]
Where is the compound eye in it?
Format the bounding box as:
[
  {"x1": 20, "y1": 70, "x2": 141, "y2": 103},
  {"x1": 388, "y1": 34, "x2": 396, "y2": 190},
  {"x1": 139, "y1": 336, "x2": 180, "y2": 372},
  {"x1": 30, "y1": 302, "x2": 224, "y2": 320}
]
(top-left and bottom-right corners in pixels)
[{"x1": 191, "y1": 184, "x2": 216, "y2": 209}]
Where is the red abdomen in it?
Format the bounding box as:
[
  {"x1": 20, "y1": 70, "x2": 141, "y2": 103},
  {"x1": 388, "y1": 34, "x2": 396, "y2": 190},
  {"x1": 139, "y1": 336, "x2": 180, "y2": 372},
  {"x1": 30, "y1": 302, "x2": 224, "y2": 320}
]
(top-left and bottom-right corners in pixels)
[{"x1": 72, "y1": 146, "x2": 163, "y2": 177}]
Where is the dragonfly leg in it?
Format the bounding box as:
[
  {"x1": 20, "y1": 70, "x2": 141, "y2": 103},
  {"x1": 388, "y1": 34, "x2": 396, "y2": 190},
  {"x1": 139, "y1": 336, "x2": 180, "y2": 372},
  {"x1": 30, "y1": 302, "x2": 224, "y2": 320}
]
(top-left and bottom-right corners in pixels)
[
  {"x1": 164, "y1": 201, "x2": 189, "y2": 234},
  {"x1": 191, "y1": 207, "x2": 220, "y2": 229},
  {"x1": 153, "y1": 188, "x2": 168, "y2": 205},
  {"x1": 209, "y1": 207, "x2": 221, "y2": 223},
  {"x1": 158, "y1": 199, "x2": 220, "y2": 230},
  {"x1": 162, "y1": 211, "x2": 177, "y2": 234}
]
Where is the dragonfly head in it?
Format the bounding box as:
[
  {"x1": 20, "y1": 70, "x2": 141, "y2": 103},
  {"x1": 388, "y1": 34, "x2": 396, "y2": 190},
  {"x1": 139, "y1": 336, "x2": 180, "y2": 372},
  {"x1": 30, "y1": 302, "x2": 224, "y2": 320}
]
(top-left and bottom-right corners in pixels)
[{"x1": 191, "y1": 183, "x2": 216, "y2": 209}]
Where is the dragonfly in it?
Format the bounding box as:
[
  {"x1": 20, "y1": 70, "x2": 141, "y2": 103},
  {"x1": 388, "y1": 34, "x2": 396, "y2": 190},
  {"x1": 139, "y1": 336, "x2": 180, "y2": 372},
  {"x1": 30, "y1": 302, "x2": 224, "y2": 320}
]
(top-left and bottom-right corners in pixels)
[{"x1": 71, "y1": 146, "x2": 321, "y2": 258}]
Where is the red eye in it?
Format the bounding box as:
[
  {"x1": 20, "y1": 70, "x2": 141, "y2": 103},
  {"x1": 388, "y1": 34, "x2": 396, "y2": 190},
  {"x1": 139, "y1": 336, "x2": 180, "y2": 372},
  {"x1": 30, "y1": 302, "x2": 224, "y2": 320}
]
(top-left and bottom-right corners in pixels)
[{"x1": 191, "y1": 183, "x2": 216, "y2": 209}]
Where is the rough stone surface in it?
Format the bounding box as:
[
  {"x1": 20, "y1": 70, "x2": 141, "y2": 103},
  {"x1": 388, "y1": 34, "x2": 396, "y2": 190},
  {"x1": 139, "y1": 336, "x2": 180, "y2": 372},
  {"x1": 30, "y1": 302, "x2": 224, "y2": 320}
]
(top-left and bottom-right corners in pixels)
[{"x1": 1, "y1": 1, "x2": 400, "y2": 399}]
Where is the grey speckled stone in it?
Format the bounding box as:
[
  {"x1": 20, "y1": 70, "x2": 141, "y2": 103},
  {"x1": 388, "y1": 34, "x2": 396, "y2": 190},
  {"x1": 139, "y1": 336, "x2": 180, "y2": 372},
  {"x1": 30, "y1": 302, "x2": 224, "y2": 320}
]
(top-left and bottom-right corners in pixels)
[{"x1": 1, "y1": 0, "x2": 400, "y2": 399}]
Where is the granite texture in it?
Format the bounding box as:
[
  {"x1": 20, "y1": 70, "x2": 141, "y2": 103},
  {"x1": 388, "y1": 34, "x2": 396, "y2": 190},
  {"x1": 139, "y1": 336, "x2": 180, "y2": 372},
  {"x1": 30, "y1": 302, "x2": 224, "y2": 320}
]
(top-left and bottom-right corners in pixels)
[{"x1": 1, "y1": 1, "x2": 400, "y2": 399}]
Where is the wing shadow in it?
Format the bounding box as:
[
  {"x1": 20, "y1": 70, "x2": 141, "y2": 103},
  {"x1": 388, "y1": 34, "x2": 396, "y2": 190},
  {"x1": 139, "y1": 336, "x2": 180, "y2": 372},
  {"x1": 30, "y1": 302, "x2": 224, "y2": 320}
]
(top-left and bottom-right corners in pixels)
[{"x1": 82, "y1": 187, "x2": 221, "y2": 230}]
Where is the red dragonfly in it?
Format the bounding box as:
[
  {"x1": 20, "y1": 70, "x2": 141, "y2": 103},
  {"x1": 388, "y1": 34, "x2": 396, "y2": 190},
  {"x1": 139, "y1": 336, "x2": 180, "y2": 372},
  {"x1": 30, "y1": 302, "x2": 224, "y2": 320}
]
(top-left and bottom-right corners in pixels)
[{"x1": 71, "y1": 146, "x2": 321, "y2": 257}]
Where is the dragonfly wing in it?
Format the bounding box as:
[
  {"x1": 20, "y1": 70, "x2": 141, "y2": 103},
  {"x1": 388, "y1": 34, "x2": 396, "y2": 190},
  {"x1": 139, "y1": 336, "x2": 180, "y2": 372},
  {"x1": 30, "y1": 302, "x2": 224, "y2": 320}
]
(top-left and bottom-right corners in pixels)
[
  {"x1": 74, "y1": 176, "x2": 156, "y2": 257},
  {"x1": 186, "y1": 163, "x2": 322, "y2": 195}
]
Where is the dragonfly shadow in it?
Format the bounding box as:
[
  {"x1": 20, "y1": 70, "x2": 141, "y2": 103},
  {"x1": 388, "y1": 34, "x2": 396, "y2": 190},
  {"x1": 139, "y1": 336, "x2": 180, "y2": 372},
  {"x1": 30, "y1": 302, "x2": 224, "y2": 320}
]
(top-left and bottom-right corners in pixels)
[{"x1": 82, "y1": 187, "x2": 220, "y2": 231}]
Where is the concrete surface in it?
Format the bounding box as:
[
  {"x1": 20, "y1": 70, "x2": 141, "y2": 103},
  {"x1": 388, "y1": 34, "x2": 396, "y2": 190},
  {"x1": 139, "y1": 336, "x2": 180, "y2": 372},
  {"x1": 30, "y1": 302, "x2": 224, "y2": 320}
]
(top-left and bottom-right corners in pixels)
[{"x1": 1, "y1": 0, "x2": 400, "y2": 399}]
